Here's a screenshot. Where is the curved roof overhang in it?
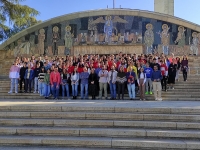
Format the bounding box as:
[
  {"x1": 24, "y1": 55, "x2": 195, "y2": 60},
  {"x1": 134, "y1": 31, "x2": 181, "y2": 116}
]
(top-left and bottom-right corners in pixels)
[{"x1": 1, "y1": 8, "x2": 200, "y2": 50}]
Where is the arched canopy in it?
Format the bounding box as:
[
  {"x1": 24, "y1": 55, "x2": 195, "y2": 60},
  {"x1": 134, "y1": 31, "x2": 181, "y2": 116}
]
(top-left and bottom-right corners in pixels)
[{"x1": 1, "y1": 8, "x2": 200, "y2": 49}]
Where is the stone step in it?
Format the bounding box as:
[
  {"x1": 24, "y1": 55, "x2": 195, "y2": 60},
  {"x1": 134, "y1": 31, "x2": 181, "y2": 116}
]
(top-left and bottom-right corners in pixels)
[
  {"x1": 1, "y1": 112, "x2": 200, "y2": 122},
  {"x1": 0, "y1": 135, "x2": 199, "y2": 149},
  {"x1": 0, "y1": 118, "x2": 200, "y2": 129},
  {"x1": 1, "y1": 105, "x2": 200, "y2": 114},
  {"x1": 0, "y1": 96, "x2": 199, "y2": 101},
  {"x1": 0, "y1": 147, "x2": 119, "y2": 150},
  {"x1": 0, "y1": 126, "x2": 200, "y2": 140}
]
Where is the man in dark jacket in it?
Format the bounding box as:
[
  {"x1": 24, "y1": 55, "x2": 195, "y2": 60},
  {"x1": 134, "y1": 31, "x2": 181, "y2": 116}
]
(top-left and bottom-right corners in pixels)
[
  {"x1": 151, "y1": 65, "x2": 163, "y2": 101},
  {"x1": 19, "y1": 62, "x2": 27, "y2": 93}
]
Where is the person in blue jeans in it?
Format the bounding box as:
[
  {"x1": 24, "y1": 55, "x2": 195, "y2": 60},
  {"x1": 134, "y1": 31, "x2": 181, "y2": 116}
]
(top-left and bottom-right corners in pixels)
[
  {"x1": 50, "y1": 66, "x2": 61, "y2": 100},
  {"x1": 80, "y1": 67, "x2": 90, "y2": 99},
  {"x1": 44, "y1": 69, "x2": 51, "y2": 99},
  {"x1": 61, "y1": 69, "x2": 70, "y2": 100},
  {"x1": 71, "y1": 67, "x2": 79, "y2": 99},
  {"x1": 108, "y1": 65, "x2": 118, "y2": 100},
  {"x1": 24, "y1": 64, "x2": 35, "y2": 93},
  {"x1": 126, "y1": 66, "x2": 136, "y2": 100}
]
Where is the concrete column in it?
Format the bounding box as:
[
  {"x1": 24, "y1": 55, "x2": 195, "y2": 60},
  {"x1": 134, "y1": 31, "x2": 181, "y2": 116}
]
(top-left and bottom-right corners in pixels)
[{"x1": 154, "y1": 0, "x2": 174, "y2": 16}]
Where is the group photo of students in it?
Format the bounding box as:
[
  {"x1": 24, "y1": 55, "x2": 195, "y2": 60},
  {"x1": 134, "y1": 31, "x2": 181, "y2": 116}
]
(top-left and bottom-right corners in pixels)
[{"x1": 8, "y1": 52, "x2": 189, "y2": 101}]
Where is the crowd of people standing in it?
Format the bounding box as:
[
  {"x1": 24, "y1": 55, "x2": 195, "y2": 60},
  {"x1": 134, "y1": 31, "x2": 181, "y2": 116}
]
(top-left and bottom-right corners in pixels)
[{"x1": 8, "y1": 52, "x2": 189, "y2": 101}]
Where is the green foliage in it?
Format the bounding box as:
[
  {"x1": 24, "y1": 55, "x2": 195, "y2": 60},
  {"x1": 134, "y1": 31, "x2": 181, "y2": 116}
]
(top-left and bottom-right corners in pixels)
[{"x1": 0, "y1": 0, "x2": 39, "y2": 42}]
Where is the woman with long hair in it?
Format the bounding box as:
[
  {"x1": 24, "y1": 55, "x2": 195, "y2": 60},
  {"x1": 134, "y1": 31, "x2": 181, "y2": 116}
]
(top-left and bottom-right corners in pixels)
[
  {"x1": 168, "y1": 59, "x2": 177, "y2": 89},
  {"x1": 137, "y1": 67, "x2": 146, "y2": 101},
  {"x1": 38, "y1": 67, "x2": 46, "y2": 96},
  {"x1": 61, "y1": 69, "x2": 71, "y2": 100},
  {"x1": 116, "y1": 66, "x2": 127, "y2": 100},
  {"x1": 88, "y1": 68, "x2": 98, "y2": 99},
  {"x1": 71, "y1": 67, "x2": 79, "y2": 99},
  {"x1": 44, "y1": 69, "x2": 51, "y2": 99},
  {"x1": 181, "y1": 55, "x2": 188, "y2": 81},
  {"x1": 175, "y1": 57, "x2": 181, "y2": 81}
]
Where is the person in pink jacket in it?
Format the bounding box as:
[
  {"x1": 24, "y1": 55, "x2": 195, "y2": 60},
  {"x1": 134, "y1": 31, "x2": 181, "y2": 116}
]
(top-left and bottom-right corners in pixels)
[
  {"x1": 50, "y1": 66, "x2": 61, "y2": 100},
  {"x1": 8, "y1": 61, "x2": 20, "y2": 94}
]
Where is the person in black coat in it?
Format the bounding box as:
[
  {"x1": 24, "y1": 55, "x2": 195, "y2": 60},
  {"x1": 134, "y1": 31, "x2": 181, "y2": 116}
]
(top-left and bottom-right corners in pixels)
[
  {"x1": 168, "y1": 59, "x2": 177, "y2": 89},
  {"x1": 88, "y1": 68, "x2": 98, "y2": 100},
  {"x1": 19, "y1": 62, "x2": 27, "y2": 93}
]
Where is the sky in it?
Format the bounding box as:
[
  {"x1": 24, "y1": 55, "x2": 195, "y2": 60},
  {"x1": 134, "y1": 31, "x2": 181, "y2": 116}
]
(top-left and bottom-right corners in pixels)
[{"x1": 19, "y1": 0, "x2": 200, "y2": 25}]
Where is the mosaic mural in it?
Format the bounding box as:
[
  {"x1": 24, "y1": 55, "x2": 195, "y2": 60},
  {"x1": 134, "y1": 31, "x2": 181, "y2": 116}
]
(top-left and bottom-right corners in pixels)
[{"x1": 4, "y1": 15, "x2": 200, "y2": 57}]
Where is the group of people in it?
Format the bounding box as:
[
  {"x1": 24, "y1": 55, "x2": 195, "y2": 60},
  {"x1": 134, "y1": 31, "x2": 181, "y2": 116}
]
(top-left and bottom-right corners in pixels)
[{"x1": 8, "y1": 52, "x2": 189, "y2": 101}]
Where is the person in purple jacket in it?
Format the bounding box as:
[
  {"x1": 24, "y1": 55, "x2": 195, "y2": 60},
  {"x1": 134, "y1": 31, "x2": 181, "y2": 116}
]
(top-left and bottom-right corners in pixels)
[
  {"x1": 151, "y1": 65, "x2": 163, "y2": 101},
  {"x1": 181, "y1": 55, "x2": 188, "y2": 81}
]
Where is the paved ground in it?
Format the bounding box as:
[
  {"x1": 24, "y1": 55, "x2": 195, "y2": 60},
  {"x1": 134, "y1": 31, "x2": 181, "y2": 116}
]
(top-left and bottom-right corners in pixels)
[{"x1": 0, "y1": 99, "x2": 200, "y2": 109}]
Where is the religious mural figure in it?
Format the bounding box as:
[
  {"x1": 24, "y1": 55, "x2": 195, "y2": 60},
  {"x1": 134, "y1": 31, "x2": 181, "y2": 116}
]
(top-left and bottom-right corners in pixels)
[
  {"x1": 14, "y1": 38, "x2": 31, "y2": 57},
  {"x1": 158, "y1": 24, "x2": 170, "y2": 55},
  {"x1": 52, "y1": 26, "x2": 60, "y2": 55},
  {"x1": 190, "y1": 32, "x2": 199, "y2": 55},
  {"x1": 144, "y1": 23, "x2": 154, "y2": 54},
  {"x1": 104, "y1": 15, "x2": 113, "y2": 43},
  {"x1": 29, "y1": 35, "x2": 35, "y2": 54},
  {"x1": 94, "y1": 30, "x2": 99, "y2": 43},
  {"x1": 64, "y1": 25, "x2": 73, "y2": 55},
  {"x1": 175, "y1": 26, "x2": 186, "y2": 46},
  {"x1": 38, "y1": 29, "x2": 45, "y2": 56},
  {"x1": 89, "y1": 31, "x2": 95, "y2": 44},
  {"x1": 91, "y1": 15, "x2": 128, "y2": 44}
]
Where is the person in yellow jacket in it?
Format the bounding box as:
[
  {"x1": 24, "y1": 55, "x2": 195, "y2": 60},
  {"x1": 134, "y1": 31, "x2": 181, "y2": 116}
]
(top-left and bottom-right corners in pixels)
[{"x1": 127, "y1": 61, "x2": 137, "y2": 77}]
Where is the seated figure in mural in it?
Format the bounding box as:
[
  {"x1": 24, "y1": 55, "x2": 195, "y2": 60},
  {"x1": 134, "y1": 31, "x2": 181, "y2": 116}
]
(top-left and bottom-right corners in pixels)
[
  {"x1": 175, "y1": 26, "x2": 186, "y2": 47},
  {"x1": 144, "y1": 23, "x2": 154, "y2": 54},
  {"x1": 14, "y1": 38, "x2": 31, "y2": 57},
  {"x1": 65, "y1": 26, "x2": 73, "y2": 55},
  {"x1": 159, "y1": 24, "x2": 170, "y2": 55},
  {"x1": 104, "y1": 15, "x2": 113, "y2": 43},
  {"x1": 190, "y1": 32, "x2": 199, "y2": 55}
]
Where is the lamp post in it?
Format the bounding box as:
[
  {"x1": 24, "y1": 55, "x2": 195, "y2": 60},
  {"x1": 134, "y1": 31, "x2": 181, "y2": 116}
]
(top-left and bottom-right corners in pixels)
[{"x1": 113, "y1": 0, "x2": 115, "y2": 8}]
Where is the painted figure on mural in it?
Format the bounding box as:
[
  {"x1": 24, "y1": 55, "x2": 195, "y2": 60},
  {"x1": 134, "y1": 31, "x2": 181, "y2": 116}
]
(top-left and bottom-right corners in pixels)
[
  {"x1": 190, "y1": 32, "x2": 199, "y2": 55},
  {"x1": 64, "y1": 25, "x2": 73, "y2": 55},
  {"x1": 29, "y1": 35, "x2": 35, "y2": 54},
  {"x1": 175, "y1": 26, "x2": 186, "y2": 46},
  {"x1": 91, "y1": 15, "x2": 128, "y2": 44},
  {"x1": 89, "y1": 31, "x2": 95, "y2": 44},
  {"x1": 52, "y1": 26, "x2": 60, "y2": 55},
  {"x1": 144, "y1": 23, "x2": 154, "y2": 54},
  {"x1": 104, "y1": 15, "x2": 113, "y2": 43},
  {"x1": 38, "y1": 29, "x2": 45, "y2": 56},
  {"x1": 159, "y1": 24, "x2": 170, "y2": 55},
  {"x1": 94, "y1": 30, "x2": 99, "y2": 43},
  {"x1": 14, "y1": 37, "x2": 31, "y2": 57}
]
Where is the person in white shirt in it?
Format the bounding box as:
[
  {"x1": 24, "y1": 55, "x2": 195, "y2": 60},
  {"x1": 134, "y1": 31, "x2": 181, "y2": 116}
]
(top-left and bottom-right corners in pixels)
[{"x1": 137, "y1": 67, "x2": 146, "y2": 101}]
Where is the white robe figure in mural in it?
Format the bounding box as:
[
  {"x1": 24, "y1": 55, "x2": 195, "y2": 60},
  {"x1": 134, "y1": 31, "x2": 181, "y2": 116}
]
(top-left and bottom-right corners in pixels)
[
  {"x1": 190, "y1": 32, "x2": 199, "y2": 55},
  {"x1": 144, "y1": 23, "x2": 154, "y2": 54}
]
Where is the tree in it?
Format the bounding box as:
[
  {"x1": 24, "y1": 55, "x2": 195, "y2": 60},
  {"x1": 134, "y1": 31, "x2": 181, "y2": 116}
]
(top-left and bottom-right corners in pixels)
[{"x1": 0, "y1": 0, "x2": 39, "y2": 42}]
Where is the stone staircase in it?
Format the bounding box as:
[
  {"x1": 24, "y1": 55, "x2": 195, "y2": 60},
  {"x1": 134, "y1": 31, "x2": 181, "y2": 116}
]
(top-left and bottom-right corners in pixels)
[{"x1": 0, "y1": 103, "x2": 200, "y2": 149}]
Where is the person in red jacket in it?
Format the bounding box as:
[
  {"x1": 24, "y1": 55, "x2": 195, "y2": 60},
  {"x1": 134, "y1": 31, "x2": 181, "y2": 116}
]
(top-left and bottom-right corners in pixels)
[
  {"x1": 160, "y1": 60, "x2": 168, "y2": 91},
  {"x1": 50, "y1": 66, "x2": 61, "y2": 99}
]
